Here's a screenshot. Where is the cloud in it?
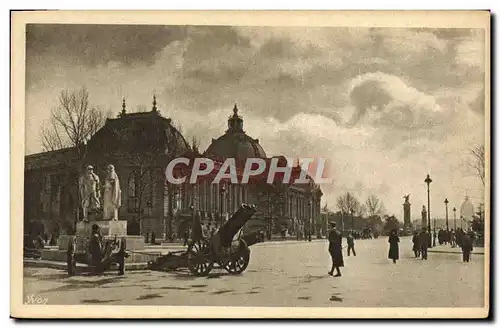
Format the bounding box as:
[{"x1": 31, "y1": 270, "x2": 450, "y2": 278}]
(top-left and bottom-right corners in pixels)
[
  {"x1": 24, "y1": 25, "x2": 487, "y2": 218},
  {"x1": 166, "y1": 104, "x2": 483, "y2": 218},
  {"x1": 346, "y1": 72, "x2": 443, "y2": 129}
]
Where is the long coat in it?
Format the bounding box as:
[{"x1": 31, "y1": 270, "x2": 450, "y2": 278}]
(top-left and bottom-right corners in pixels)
[
  {"x1": 388, "y1": 234, "x2": 400, "y2": 260},
  {"x1": 328, "y1": 229, "x2": 344, "y2": 267},
  {"x1": 461, "y1": 234, "x2": 473, "y2": 252},
  {"x1": 412, "y1": 234, "x2": 420, "y2": 252}
]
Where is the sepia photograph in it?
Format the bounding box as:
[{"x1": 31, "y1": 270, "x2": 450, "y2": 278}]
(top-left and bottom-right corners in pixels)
[{"x1": 10, "y1": 10, "x2": 490, "y2": 318}]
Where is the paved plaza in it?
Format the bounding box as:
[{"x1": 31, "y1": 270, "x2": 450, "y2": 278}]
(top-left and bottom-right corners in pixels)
[{"x1": 23, "y1": 237, "x2": 485, "y2": 307}]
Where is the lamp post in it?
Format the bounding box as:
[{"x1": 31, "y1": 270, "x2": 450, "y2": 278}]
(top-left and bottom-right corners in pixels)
[
  {"x1": 425, "y1": 174, "x2": 432, "y2": 248},
  {"x1": 453, "y1": 207, "x2": 457, "y2": 231},
  {"x1": 190, "y1": 203, "x2": 195, "y2": 236},
  {"x1": 308, "y1": 200, "x2": 312, "y2": 242},
  {"x1": 433, "y1": 217, "x2": 436, "y2": 247},
  {"x1": 219, "y1": 184, "x2": 226, "y2": 228},
  {"x1": 444, "y1": 198, "x2": 449, "y2": 232},
  {"x1": 341, "y1": 210, "x2": 344, "y2": 235}
]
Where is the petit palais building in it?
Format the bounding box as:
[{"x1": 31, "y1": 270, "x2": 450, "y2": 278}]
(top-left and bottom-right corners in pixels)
[{"x1": 24, "y1": 100, "x2": 322, "y2": 240}]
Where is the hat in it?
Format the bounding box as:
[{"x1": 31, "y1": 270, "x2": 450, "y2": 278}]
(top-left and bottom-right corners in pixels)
[
  {"x1": 86, "y1": 165, "x2": 94, "y2": 170},
  {"x1": 329, "y1": 221, "x2": 336, "y2": 227}
]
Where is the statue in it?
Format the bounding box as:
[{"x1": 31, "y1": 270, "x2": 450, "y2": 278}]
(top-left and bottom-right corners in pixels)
[
  {"x1": 403, "y1": 194, "x2": 410, "y2": 204},
  {"x1": 79, "y1": 165, "x2": 101, "y2": 222},
  {"x1": 102, "y1": 164, "x2": 122, "y2": 221}
]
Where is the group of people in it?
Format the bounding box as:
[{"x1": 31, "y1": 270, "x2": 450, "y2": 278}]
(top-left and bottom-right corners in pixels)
[
  {"x1": 327, "y1": 223, "x2": 477, "y2": 276},
  {"x1": 411, "y1": 228, "x2": 475, "y2": 262},
  {"x1": 410, "y1": 229, "x2": 432, "y2": 260},
  {"x1": 437, "y1": 228, "x2": 470, "y2": 249}
]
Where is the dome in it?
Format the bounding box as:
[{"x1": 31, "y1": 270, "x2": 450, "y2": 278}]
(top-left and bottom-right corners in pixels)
[
  {"x1": 460, "y1": 196, "x2": 475, "y2": 221},
  {"x1": 204, "y1": 104, "x2": 267, "y2": 161},
  {"x1": 87, "y1": 97, "x2": 189, "y2": 161}
]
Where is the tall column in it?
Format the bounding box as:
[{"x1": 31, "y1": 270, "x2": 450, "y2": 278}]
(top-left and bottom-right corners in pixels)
[{"x1": 403, "y1": 196, "x2": 411, "y2": 230}]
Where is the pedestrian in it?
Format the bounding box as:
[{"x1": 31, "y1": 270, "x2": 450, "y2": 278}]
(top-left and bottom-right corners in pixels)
[
  {"x1": 183, "y1": 228, "x2": 189, "y2": 246},
  {"x1": 419, "y1": 228, "x2": 430, "y2": 260},
  {"x1": 89, "y1": 224, "x2": 104, "y2": 275},
  {"x1": 461, "y1": 232, "x2": 473, "y2": 262},
  {"x1": 145, "y1": 231, "x2": 150, "y2": 244},
  {"x1": 151, "y1": 231, "x2": 156, "y2": 245},
  {"x1": 450, "y1": 229, "x2": 456, "y2": 248},
  {"x1": 388, "y1": 229, "x2": 400, "y2": 263},
  {"x1": 412, "y1": 231, "x2": 420, "y2": 258},
  {"x1": 347, "y1": 231, "x2": 356, "y2": 256},
  {"x1": 327, "y1": 222, "x2": 344, "y2": 277}
]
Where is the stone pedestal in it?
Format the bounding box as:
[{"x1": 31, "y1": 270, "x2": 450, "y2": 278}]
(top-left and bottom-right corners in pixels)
[
  {"x1": 57, "y1": 220, "x2": 144, "y2": 251},
  {"x1": 76, "y1": 220, "x2": 127, "y2": 237},
  {"x1": 403, "y1": 202, "x2": 411, "y2": 230}
]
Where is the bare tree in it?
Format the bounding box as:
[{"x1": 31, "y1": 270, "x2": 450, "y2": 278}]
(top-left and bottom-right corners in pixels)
[
  {"x1": 41, "y1": 87, "x2": 106, "y2": 154},
  {"x1": 470, "y1": 145, "x2": 485, "y2": 185},
  {"x1": 40, "y1": 87, "x2": 107, "y2": 224},
  {"x1": 336, "y1": 192, "x2": 360, "y2": 215},
  {"x1": 191, "y1": 136, "x2": 200, "y2": 153},
  {"x1": 365, "y1": 194, "x2": 384, "y2": 218}
]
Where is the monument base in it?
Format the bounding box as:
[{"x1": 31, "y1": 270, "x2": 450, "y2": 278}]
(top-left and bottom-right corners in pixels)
[
  {"x1": 57, "y1": 220, "x2": 144, "y2": 251},
  {"x1": 76, "y1": 220, "x2": 127, "y2": 237}
]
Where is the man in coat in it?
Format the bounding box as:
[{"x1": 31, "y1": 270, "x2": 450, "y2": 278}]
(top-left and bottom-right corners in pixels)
[
  {"x1": 89, "y1": 224, "x2": 104, "y2": 275},
  {"x1": 328, "y1": 222, "x2": 344, "y2": 277},
  {"x1": 461, "y1": 231, "x2": 474, "y2": 262},
  {"x1": 419, "y1": 229, "x2": 430, "y2": 260},
  {"x1": 412, "y1": 231, "x2": 420, "y2": 258},
  {"x1": 346, "y1": 231, "x2": 356, "y2": 256}
]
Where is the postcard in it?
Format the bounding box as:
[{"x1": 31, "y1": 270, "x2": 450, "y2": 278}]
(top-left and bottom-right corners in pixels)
[{"x1": 11, "y1": 10, "x2": 490, "y2": 319}]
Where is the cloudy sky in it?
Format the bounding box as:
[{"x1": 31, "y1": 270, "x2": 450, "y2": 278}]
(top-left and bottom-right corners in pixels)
[{"x1": 25, "y1": 24, "x2": 486, "y2": 219}]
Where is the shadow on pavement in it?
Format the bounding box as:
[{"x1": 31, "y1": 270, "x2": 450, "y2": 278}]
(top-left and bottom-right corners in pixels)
[
  {"x1": 41, "y1": 276, "x2": 126, "y2": 293},
  {"x1": 82, "y1": 298, "x2": 120, "y2": 304},
  {"x1": 136, "y1": 293, "x2": 163, "y2": 300}
]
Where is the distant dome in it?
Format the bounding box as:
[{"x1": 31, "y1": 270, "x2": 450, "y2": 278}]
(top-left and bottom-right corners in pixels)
[
  {"x1": 460, "y1": 196, "x2": 475, "y2": 221},
  {"x1": 204, "y1": 104, "x2": 267, "y2": 161}
]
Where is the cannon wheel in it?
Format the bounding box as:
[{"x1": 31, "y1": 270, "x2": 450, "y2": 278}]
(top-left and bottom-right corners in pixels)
[
  {"x1": 66, "y1": 237, "x2": 77, "y2": 276},
  {"x1": 223, "y1": 239, "x2": 250, "y2": 274},
  {"x1": 187, "y1": 239, "x2": 214, "y2": 276}
]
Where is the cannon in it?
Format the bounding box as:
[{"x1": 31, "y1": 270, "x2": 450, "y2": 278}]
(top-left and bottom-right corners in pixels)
[
  {"x1": 148, "y1": 204, "x2": 257, "y2": 276},
  {"x1": 66, "y1": 227, "x2": 128, "y2": 276}
]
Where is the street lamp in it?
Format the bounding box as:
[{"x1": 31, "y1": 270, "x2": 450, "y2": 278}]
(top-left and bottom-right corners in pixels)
[
  {"x1": 219, "y1": 184, "x2": 226, "y2": 228},
  {"x1": 444, "y1": 198, "x2": 449, "y2": 232},
  {"x1": 424, "y1": 174, "x2": 432, "y2": 248},
  {"x1": 433, "y1": 217, "x2": 437, "y2": 247},
  {"x1": 308, "y1": 200, "x2": 312, "y2": 242},
  {"x1": 453, "y1": 207, "x2": 457, "y2": 231}
]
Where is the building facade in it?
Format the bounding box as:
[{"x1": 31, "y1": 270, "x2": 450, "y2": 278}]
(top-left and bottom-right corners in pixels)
[{"x1": 24, "y1": 100, "x2": 322, "y2": 239}]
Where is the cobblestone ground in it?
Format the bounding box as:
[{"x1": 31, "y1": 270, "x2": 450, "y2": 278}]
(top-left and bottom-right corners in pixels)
[{"x1": 23, "y1": 237, "x2": 485, "y2": 307}]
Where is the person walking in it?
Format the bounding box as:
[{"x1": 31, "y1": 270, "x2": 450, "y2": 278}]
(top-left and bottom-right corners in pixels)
[
  {"x1": 89, "y1": 224, "x2": 104, "y2": 275},
  {"x1": 419, "y1": 228, "x2": 430, "y2": 260},
  {"x1": 328, "y1": 222, "x2": 344, "y2": 277},
  {"x1": 388, "y1": 229, "x2": 400, "y2": 263},
  {"x1": 412, "y1": 231, "x2": 420, "y2": 258},
  {"x1": 347, "y1": 231, "x2": 356, "y2": 256},
  {"x1": 461, "y1": 232, "x2": 473, "y2": 262},
  {"x1": 183, "y1": 228, "x2": 190, "y2": 246}
]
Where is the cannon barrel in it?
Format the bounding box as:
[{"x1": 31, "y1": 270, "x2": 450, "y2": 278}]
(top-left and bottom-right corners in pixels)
[{"x1": 217, "y1": 204, "x2": 257, "y2": 247}]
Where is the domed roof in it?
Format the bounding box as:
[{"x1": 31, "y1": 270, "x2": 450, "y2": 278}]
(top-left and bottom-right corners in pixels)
[
  {"x1": 87, "y1": 97, "x2": 189, "y2": 162},
  {"x1": 204, "y1": 104, "x2": 267, "y2": 161}
]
